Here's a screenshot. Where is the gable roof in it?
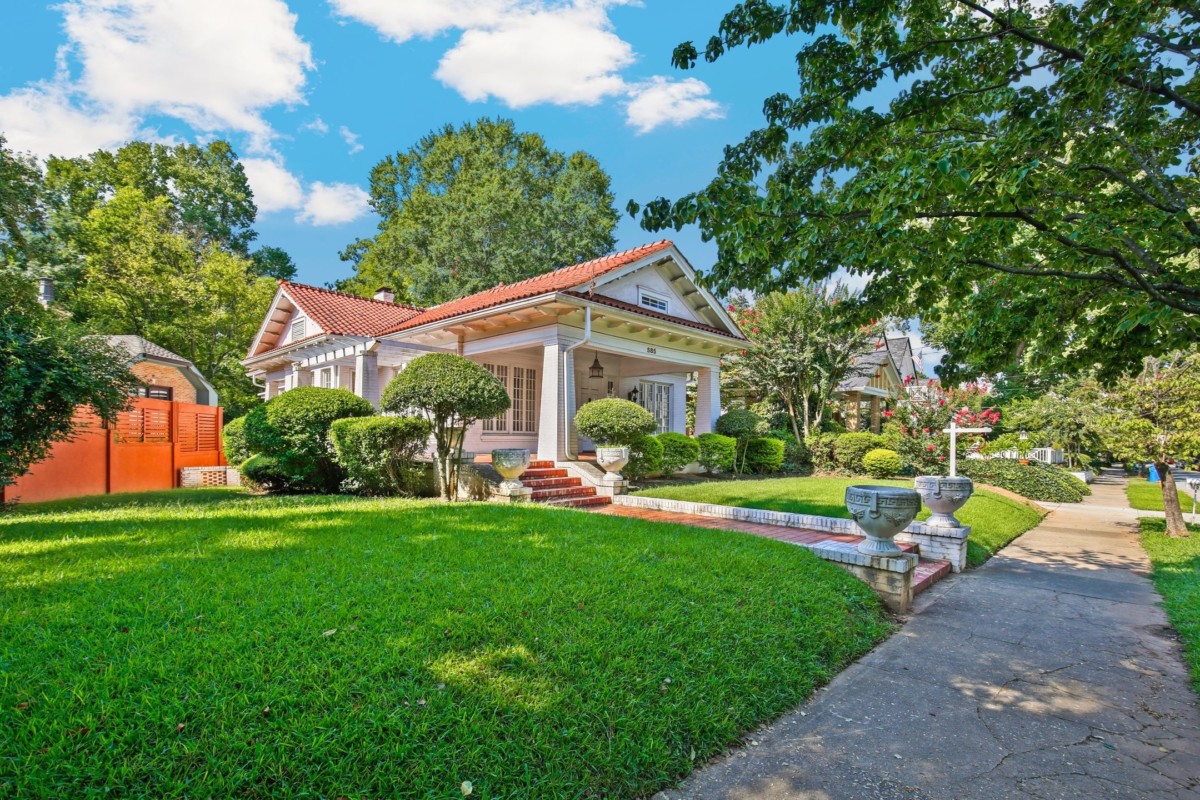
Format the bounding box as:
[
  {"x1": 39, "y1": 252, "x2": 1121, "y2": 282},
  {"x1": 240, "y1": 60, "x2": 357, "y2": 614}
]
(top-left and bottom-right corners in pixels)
[
  {"x1": 378, "y1": 240, "x2": 675, "y2": 335},
  {"x1": 886, "y1": 336, "x2": 913, "y2": 371},
  {"x1": 281, "y1": 282, "x2": 424, "y2": 337},
  {"x1": 838, "y1": 343, "x2": 897, "y2": 391},
  {"x1": 562, "y1": 291, "x2": 744, "y2": 340},
  {"x1": 101, "y1": 334, "x2": 192, "y2": 365}
]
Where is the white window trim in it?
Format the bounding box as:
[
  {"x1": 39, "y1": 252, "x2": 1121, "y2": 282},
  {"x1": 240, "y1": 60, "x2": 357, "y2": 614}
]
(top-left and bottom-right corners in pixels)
[
  {"x1": 290, "y1": 317, "x2": 306, "y2": 341},
  {"x1": 637, "y1": 287, "x2": 671, "y2": 314}
]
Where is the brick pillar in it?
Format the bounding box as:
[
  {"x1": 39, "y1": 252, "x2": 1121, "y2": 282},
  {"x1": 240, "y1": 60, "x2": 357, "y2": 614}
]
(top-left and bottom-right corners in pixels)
[
  {"x1": 355, "y1": 351, "x2": 380, "y2": 406},
  {"x1": 870, "y1": 396, "x2": 882, "y2": 433},
  {"x1": 537, "y1": 342, "x2": 564, "y2": 462},
  {"x1": 695, "y1": 366, "x2": 721, "y2": 435}
]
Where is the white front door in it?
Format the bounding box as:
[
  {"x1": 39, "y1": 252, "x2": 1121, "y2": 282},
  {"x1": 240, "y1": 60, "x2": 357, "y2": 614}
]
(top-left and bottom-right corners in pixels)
[{"x1": 638, "y1": 381, "x2": 672, "y2": 434}]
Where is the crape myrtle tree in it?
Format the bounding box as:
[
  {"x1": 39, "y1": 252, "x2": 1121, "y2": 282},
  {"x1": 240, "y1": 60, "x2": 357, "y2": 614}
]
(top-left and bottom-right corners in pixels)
[
  {"x1": 381, "y1": 354, "x2": 510, "y2": 501},
  {"x1": 632, "y1": 0, "x2": 1200, "y2": 383},
  {"x1": 339, "y1": 118, "x2": 619, "y2": 305},
  {"x1": 1098, "y1": 353, "x2": 1200, "y2": 537}
]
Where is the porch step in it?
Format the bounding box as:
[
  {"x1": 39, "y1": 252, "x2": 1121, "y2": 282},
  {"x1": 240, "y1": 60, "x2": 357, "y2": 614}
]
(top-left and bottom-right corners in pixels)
[
  {"x1": 527, "y1": 460, "x2": 556, "y2": 470},
  {"x1": 913, "y1": 558, "x2": 952, "y2": 595},
  {"x1": 522, "y1": 476, "x2": 582, "y2": 489},
  {"x1": 530, "y1": 485, "x2": 598, "y2": 501},
  {"x1": 542, "y1": 495, "x2": 612, "y2": 508},
  {"x1": 520, "y1": 468, "x2": 569, "y2": 479}
]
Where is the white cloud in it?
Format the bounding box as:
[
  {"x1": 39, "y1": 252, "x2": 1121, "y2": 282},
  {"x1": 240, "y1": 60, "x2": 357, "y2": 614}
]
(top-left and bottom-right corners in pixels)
[
  {"x1": 242, "y1": 157, "x2": 305, "y2": 213},
  {"x1": 296, "y1": 181, "x2": 371, "y2": 226},
  {"x1": 0, "y1": 80, "x2": 136, "y2": 157},
  {"x1": 625, "y1": 76, "x2": 724, "y2": 134},
  {"x1": 339, "y1": 125, "x2": 364, "y2": 155},
  {"x1": 301, "y1": 116, "x2": 330, "y2": 135},
  {"x1": 435, "y1": 4, "x2": 633, "y2": 107},
  {"x1": 328, "y1": 0, "x2": 516, "y2": 42}
]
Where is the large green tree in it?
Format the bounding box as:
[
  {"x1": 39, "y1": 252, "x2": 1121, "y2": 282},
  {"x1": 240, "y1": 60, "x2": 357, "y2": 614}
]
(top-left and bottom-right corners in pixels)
[
  {"x1": 340, "y1": 118, "x2": 619, "y2": 305},
  {"x1": 0, "y1": 135, "x2": 50, "y2": 274},
  {"x1": 633, "y1": 0, "x2": 1200, "y2": 383}
]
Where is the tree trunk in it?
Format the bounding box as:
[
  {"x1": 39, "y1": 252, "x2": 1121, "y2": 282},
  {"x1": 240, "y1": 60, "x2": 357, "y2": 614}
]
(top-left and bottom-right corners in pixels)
[
  {"x1": 784, "y1": 397, "x2": 804, "y2": 444},
  {"x1": 1158, "y1": 463, "x2": 1190, "y2": 537}
]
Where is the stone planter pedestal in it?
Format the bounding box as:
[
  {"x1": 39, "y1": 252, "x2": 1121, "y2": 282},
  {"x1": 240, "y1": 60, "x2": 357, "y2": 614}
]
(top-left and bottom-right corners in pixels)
[
  {"x1": 491, "y1": 448, "x2": 531, "y2": 502},
  {"x1": 595, "y1": 445, "x2": 630, "y2": 486},
  {"x1": 914, "y1": 475, "x2": 974, "y2": 528},
  {"x1": 845, "y1": 485, "x2": 922, "y2": 557}
]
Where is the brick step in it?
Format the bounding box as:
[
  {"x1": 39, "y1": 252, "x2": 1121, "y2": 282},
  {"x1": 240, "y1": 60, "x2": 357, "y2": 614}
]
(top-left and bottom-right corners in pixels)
[
  {"x1": 542, "y1": 495, "x2": 612, "y2": 508},
  {"x1": 531, "y1": 486, "x2": 597, "y2": 500},
  {"x1": 912, "y1": 558, "x2": 952, "y2": 595},
  {"x1": 527, "y1": 460, "x2": 556, "y2": 470},
  {"x1": 520, "y1": 468, "x2": 569, "y2": 479},
  {"x1": 522, "y1": 477, "x2": 582, "y2": 489}
]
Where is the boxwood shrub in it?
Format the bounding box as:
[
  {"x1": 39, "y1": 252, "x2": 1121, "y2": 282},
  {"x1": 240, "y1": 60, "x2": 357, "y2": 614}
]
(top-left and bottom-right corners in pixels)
[
  {"x1": 744, "y1": 437, "x2": 786, "y2": 474},
  {"x1": 244, "y1": 387, "x2": 375, "y2": 493},
  {"x1": 834, "y1": 432, "x2": 887, "y2": 473},
  {"x1": 329, "y1": 416, "x2": 432, "y2": 496},
  {"x1": 574, "y1": 398, "x2": 657, "y2": 446},
  {"x1": 862, "y1": 448, "x2": 902, "y2": 479},
  {"x1": 624, "y1": 434, "x2": 664, "y2": 481},
  {"x1": 804, "y1": 432, "x2": 840, "y2": 473},
  {"x1": 657, "y1": 432, "x2": 699, "y2": 475},
  {"x1": 770, "y1": 428, "x2": 811, "y2": 472},
  {"x1": 697, "y1": 433, "x2": 737, "y2": 474},
  {"x1": 959, "y1": 458, "x2": 1091, "y2": 502},
  {"x1": 239, "y1": 454, "x2": 287, "y2": 492},
  {"x1": 221, "y1": 415, "x2": 251, "y2": 465}
]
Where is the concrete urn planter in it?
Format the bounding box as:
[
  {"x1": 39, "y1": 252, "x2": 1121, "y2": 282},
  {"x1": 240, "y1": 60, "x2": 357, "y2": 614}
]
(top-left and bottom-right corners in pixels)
[
  {"x1": 491, "y1": 448, "x2": 530, "y2": 492},
  {"x1": 595, "y1": 446, "x2": 630, "y2": 479},
  {"x1": 914, "y1": 475, "x2": 974, "y2": 528},
  {"x1": 845, "y1": 485, "x2": 922, "y2": 557}
]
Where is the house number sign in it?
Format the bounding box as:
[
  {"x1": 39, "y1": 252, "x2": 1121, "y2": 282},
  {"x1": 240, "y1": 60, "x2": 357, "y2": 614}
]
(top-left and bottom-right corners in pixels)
[{"x1": 646, "y1": 346, "x2": 657, "y2": 355}]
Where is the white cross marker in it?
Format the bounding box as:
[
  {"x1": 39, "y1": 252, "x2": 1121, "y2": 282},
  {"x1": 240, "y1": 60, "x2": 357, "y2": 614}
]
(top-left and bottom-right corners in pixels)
[{"x1": 943, "y1": 420, "x2": 992, "y2": 477}]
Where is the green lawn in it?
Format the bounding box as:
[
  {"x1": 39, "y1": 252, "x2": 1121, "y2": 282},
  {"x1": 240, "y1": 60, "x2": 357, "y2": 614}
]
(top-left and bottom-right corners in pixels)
[
  {"x1": 1127, "y1": 479, "x2": 1197, "y2": 513},
  {"x1": 634, "y1": 477, "x2": 1045, "y2": 567},
  {"x1": 1139, "y1": 519, "x2": 1200, "y2": 694},
  {"x1": 0, "y1": 489, "x2": 893, "y2": 799}
]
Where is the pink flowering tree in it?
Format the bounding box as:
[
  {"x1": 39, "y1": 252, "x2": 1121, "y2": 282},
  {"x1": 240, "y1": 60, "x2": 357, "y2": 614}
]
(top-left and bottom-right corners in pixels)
[{"x1": 885, "y1": 382, "x2": 1000, "y2": 475}]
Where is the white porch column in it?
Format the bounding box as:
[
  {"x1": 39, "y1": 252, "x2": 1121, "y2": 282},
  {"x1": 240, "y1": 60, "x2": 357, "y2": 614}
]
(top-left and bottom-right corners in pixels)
[
  {"x1": 355, "y1": 351, "x2": 380, "y2": 406},
  {"x1": 537, "y1": 342, "x2": 565, "y2": 462},
  {"x1": 695, "y1": 366, "x2": 722, "y2": 435},
  {"x1": 284, "y1": 364, "x2": 311, "y2": 391}
]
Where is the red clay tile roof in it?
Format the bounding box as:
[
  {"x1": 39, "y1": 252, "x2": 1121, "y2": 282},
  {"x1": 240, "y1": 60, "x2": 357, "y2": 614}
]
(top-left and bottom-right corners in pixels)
[
  {"x1": 281, "y1": 282, "x2": 424, "y2": 338},
  {"x1": 378, "y1": 240, "x2": 675, "y2": 335},
  {"x1": 562, "y1": 291, "x2": 744, "y2": 340}
]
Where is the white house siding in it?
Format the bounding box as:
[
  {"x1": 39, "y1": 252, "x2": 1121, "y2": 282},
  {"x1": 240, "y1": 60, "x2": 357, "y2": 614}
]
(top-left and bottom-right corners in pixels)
[
  {"x1": 598, "y1": 267, "x2": 704, "y2": 323},
  {"x1": 278, "y1": 309, "x2": 315, "y2": 346}
]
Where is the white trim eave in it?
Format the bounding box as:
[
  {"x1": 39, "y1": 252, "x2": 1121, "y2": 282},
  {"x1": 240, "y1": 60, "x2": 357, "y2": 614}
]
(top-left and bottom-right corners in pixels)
[
  {"x1": 245, "y1": 285, "x2": 286, "y2": 359},
  {"x1": 555, "y1": 293, "x2": 745, "y2": 351},
  {"x1": 241, "y1": 334, "x2": 364, "y2": 369},
  {"x1": 379, "y1": 293, "x2": 562, "y2": 342}
]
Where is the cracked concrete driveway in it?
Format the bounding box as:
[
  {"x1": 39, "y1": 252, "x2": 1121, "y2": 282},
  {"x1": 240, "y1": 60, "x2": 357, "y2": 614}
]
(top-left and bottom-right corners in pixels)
[{"x1": 655, "y1": 471, "x2": 1200, "y2": 799}]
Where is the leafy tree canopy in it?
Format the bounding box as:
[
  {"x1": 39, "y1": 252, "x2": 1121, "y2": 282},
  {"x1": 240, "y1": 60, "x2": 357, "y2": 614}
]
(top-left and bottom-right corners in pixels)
[
  {"x1": 633, "y1": 0, "x2": 1200, "y2": 383},
  {"x1": 339, "y1": 118, "x2": 619, "y2": 305}
]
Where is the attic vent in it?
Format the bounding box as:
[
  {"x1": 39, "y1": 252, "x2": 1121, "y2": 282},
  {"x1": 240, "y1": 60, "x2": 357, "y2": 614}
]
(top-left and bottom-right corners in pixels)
[
  {"x1": 638, "y1": 288, "x2": 670, "y2": 314},
  {"x1": 291, "y1": 318, "x2": 306, "y2": 341}
]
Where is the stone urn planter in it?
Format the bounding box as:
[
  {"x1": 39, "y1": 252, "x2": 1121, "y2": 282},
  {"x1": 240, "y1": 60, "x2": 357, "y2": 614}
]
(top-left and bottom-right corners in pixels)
[
  {"x1": 914, "y1": 475, "x2": 974, "y2": 528},
  {"x1": 595, "y1": 445, "x2": 631, "y2": 480},
  {"x1": 491, "y1": 448, "x2": 531, "y2": 492},
  {"x1": 845, "y1": 485, "x2": 922, "y2": 557}
]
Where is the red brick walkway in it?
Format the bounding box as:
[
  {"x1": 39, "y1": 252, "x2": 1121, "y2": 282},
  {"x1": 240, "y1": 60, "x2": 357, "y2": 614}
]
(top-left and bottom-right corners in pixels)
[{"x1": 595, "y1": 504, "x2": 949, "y2": 594}]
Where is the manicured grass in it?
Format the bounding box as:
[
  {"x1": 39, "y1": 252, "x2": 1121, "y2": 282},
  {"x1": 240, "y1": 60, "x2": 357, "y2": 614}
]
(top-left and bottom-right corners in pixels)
[
  {"x1": 1127, "y1": 479, "x2": 1197, "y2": 513},
  {"x1": 634, "y1": 477, "x2": 1045, "y2": 567},
  {"x1": 1139, "y1": 519, "x2": 1200, "y2": 695},
  {"x1": 0, "y1": 489, "x2": 893, "y2": 798}
]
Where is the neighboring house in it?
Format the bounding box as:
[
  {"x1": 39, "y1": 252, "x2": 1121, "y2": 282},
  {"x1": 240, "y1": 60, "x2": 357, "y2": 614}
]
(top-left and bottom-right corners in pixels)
[
  {"x1": 835, "y1": 336, "x2": 919, "y2": 433},
  {"x1": 242, "y1": 241, "x2": 746, "y2": 464},
  {"x1": 102, "y1": 335, "x2": 219, "y2": 406}
]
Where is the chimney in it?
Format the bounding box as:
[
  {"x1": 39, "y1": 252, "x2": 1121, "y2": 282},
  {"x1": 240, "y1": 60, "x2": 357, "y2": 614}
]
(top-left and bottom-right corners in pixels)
[
  {"x1": 374, "y1": 286, "x2": 394, "y2": 303},
  {"x1": 37, "y1": 278, "x2": 55, "y2": 308}
]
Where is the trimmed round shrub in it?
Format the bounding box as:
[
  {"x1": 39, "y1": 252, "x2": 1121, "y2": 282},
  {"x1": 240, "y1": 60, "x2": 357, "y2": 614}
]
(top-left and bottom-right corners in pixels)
[
  {"x1": 624, "y1": 434, "x2": 664, "y2": 481},
  {"x1": 744, "y1": 437, "x2": 786, "y2": 474},
  {"x1": 715, "y1": 408, "x2": 766, "y2": 441},
  {"x1": 221, "y1": 415, "x2": 251, "y2": 465},
  {"x1": 834, "y1": 432, "x2": 887, "y2": 473},
  {"x1": 574, "y1": 398, "x2": 657, "y2": 446},
  {"x1": 770, "y1": 428, "x2": 811, "y2": 472},
  {"x1": 657, "y1": 432, "x2": 700, "y2": 475},
  {"x1": 330, "y1": 415, "x2": 432, "y2": 496},
  {"x1": 239, "y1": 454, "x2": 287, "y2": 492},
  {"x1": 959, "y1": 458, "x2": 1090, "y2": 502},
  {"x1": 697, "y1": 432, "x2": 737, "y2": 474},
  {"x1": 243, "y1": 387, "x2": 375, "y2": 493},
  {"x1": 862, "y1": 448, "x2": 902, "y2": 479},
  {"x1": 804, "y1": 432, "x2": 840, "y2": 473}
]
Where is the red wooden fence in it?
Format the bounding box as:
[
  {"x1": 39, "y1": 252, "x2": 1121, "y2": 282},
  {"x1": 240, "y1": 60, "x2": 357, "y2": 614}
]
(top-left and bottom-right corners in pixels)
[{"x1": 2, "y1": 399, "x2": 225, "y2": 504}]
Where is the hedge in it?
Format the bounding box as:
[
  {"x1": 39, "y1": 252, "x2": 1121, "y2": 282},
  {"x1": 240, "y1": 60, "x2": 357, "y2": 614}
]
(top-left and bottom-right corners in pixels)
[
  {"x1": 221, "y1": 416, "x2": 251, "y2": 465},
  {"x1": 574, "y1": 399, "x2": 657, "y2": 446},
  {"x1": 834, "y1": 432, "x2": 887, "y2": 473},
  {"x1": 697, "y1": 433, "x2": 737, "y2": 474},
  {"x1": 862, "y1": 448, "x2": 902, "y2": 479},
  {"x1": 624, "y1": 434, "x2": 664, "y2": 481},
  {"x1": 804, "y1": 432, "x2": 840, "y2": 473},
  {"x1": 243, "y1": 387, "x2": 375, "y2": 493},
  {"x1": 657, "y1": 432, "x2": 699, "y2": 475},
  {"x1": 744, "y1": 437, "x2": 786, "y2": 474},
  {"x1": 329, "y1": 416, "x2": 432, "y2": 496},
  {"x1": 239, "y1": 454, "x2": 287, "y2": 492},
  {"x1": 959, "y1": 458, "x2": 1091, "y2": 502},
  {"x1": 769, "y1": 428, "x2": 811, "y2": 471}
]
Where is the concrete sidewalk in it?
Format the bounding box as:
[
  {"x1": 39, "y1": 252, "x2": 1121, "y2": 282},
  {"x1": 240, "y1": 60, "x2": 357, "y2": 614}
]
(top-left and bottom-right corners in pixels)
[{"x1": 658, "y1": 470, "x2": 1200, "y2": 799}]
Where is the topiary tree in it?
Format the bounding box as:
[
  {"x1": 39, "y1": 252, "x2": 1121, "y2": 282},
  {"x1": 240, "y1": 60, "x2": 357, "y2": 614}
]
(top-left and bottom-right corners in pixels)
[
  {"x1": 242, "y1": 387, "x2": 375, "y2": 493},
  {"x1": 221, "y1": 416, "x2": 251, "y2": 466},
  {"x1": 862, "y1": 448, "x2": 903, "y2": 479},
  {"x1": 697, "y1": 432, "x2": 737, "y2": 475},
  {"x1": 624, "y1": 434, "x2": 664, "y2": 482},
  {"x1": 716, "y1": 408, "x2": 767, "y2": 474},
  {"x1": 657, "y1": 432, "x2": 700, "y2": 475},
  {"x1": 574, "y1": 398, "x2": 657, "y2": 446},
  {"x1": 329, "y1": 416, "x2": 433, "y2": 496},
  {"x1": 834, "y1": 432, "x2": 887, "y2": 474},
  {"x1": 382, "y1": 353, "x2": 509, "y2": 500}
]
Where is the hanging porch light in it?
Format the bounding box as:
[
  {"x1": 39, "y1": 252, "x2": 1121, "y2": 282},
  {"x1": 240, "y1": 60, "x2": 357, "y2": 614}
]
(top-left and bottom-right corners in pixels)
[{"x1": 589, "y1": 354, "x2": 604, "y2": 379}]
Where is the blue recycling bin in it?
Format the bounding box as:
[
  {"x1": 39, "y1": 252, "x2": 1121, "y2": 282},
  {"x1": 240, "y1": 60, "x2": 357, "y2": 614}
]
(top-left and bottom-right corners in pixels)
[{"x1": 1147, "y1": 464, "x2": 1160, "y2": 483}]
